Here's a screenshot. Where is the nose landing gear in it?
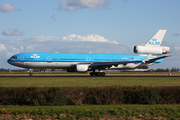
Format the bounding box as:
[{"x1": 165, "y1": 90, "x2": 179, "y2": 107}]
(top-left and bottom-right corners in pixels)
[
  {"x1": 28, "y1": 69, "x2": 33, "y2": 76},
  {"x1": 29, "y1": 72, "x2": 33, "y2": 76}
]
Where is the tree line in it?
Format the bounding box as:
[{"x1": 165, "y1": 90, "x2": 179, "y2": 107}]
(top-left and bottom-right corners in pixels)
[{"x1": 150, "y1": 68, "x2": 180, "y2": 72}]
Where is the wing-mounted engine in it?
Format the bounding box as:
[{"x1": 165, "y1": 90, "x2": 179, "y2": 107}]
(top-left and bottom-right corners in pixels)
[
  {"x1": 67, "y1": 64, "x2": 90, "y2": 72},
  {"x1": 76, "y1": 64, "x2": 89, "y2": 72},
  {"x1": 134, "y1": 46, "x2": 170, "y2": 55}
]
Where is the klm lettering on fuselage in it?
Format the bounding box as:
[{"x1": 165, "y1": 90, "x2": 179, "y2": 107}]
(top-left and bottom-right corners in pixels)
[
  {"x1": 31, "y1": 54, "x2": 40, "y2": 58},
  {"x1": 149, "y1": 38, "x2": 160, "y2": 45}
]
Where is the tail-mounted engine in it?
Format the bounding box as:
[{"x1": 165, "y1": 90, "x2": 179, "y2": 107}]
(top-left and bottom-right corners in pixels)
[{"x1": 134, "y1": 46, "x2": 170, "y2": 55}]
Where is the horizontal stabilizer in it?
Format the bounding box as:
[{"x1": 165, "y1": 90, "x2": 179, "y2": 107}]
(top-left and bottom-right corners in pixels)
[{"x1": 147, "y1": 55, "x2": 170, "y2": 63}]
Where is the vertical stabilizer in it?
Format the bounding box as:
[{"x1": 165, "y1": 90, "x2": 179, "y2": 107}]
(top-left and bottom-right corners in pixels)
[{"x1": 144, "y1": 30, "x2": 166, "y2": 47}]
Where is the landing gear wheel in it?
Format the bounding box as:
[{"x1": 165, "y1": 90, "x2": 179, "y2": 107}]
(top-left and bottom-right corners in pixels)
[
  {"x1": 90, "y1": 72, "x2": 95, "y2": 76},
  {"x1": 101, "y1": 72, "x2": 105, "y2": 76},
  {"x1": 90, "y1": 72, "x2": 106, "y2": 76},
  {"x1": 29, "y1": 73, "x2": 33, "y2": 76},
  {"x1": 96, "y1": 72, "x2": 101, "y2": 76}
]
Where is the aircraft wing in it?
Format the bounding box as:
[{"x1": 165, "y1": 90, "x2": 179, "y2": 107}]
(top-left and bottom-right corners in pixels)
[
  {"x1": 89, "y1": 55, "x2": 169, "y2": 70},
  {"x1": 89, "y1": 60, "x2": 142, "y2": 70}
]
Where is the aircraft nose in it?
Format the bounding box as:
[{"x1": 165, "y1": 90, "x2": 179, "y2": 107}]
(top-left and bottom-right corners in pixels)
[
  {"x1": 7, "y1": 59, "x2": 10, "y2": 63},
  {"x1": 7, "y1": 58, "x2": 12, "y2": 65}
]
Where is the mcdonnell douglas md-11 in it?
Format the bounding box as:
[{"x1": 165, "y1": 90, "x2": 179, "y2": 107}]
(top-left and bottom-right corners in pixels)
[{"x1": 8, "y1": 30, "x2": 170, "y2": 76}]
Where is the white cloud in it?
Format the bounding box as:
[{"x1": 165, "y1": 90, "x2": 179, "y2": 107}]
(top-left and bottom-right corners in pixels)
[
  {"x1": 0, "y1": 44, "x2": 6, "y2": 51},
  {"x1": 0, "y1": 3, "x2": 16, "y2": 12},
  {"x1": 62, "y1": 34, "x2": 118, "y2": 44},
  {"x1": 6, "y1": 46, "x2": 24, "y2": 58},
  {"x1": 66, "y1": 6, "x2": 78, "y2": 11},
  {"x1": 174, "y1": 46, "x2": 180, "y2": 51},
  {"x1": 29, "y1": 36, "x2": 60, "y2": 42},
  {"x1": 26, "y1": 45, "x2": 37, "y2": 51},
  {"x1": 69, "y1": 0, "x2": 108, "y2": 8},
  {"x1": 2, "y1": 29, "x2": 24, "y2": 36},
  {"x1": 28, "y1": 34, "x2": 118, "y2": 44},
  {"x1": 57, "y1": 0, "x2": 110, "y2": 11}
]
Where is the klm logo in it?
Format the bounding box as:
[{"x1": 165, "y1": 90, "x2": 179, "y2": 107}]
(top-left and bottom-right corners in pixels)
[
  {"x1": 149, "y1": 38, "x2": 160, "y2": 45},
  {"x1": 31, "y1": 54, "x2": 40, "y2": 58}
]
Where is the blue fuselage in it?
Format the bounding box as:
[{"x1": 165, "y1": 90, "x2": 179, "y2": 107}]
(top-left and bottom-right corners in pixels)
[{"x1": 7, "y1": 52, "x2": 163, "y2": 70}]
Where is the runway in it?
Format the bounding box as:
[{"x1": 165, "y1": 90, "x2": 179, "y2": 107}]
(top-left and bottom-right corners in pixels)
[{"x1": 0, "y1": 75, "x2": 179, "y2": 77}]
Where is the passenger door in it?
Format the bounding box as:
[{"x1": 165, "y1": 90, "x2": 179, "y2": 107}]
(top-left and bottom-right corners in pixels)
[
  {"x1": 86, "y1": 57, "x2": 90, "y2": 62},
  {"x1": 20, "y1": 56, "x2": 24, "y2": 62},
  {"x1": 47, "y1": 56, "x2": 52, "y2": 63}
]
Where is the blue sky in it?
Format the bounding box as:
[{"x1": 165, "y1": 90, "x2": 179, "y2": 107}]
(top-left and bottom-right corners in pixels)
[{"x1": 0, "y1": 0, "x2": 180, "y2": 69}]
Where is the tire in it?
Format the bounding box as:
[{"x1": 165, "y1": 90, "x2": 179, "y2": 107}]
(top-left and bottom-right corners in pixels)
[
  {"x1": 90, "y1": 72, "x2": 94, "y2": 76},
  {"x1": 91, "y1": 72, "x2": 105, "y2": 76},
  {"x1": 29, "y1": 73, "x2": 33, "y2": 76},
  {"x1": 101, "y1": 72, "x2": 105, "y2": 76},
  {"x1": 97, "y1": 72, "x2": 101, "y2": 76}
]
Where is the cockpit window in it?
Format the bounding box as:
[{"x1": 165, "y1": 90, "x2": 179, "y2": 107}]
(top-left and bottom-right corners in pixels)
[{"x1": 11, "y1": 56, "x2": 17, "y2": 59}]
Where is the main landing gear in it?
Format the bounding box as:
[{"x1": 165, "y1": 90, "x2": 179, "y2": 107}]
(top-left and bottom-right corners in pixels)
[{"x1": 90, "y1": 72, "x2": 106, "y2": 76}]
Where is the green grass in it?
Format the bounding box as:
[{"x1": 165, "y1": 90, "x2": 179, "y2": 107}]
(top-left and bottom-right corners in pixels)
[
  {"x1": 0, "y1": 77, "x2": 180, "y2": 87},
  {"x1": 1, "y1": 74, "x2": 180, "y2": 119},
  {"x1": 1, "y1": 105, "x2": 180, "y2": 119}
]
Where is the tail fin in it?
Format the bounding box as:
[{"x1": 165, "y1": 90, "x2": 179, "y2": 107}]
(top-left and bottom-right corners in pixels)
[{"x1": 144, "y1": 30, "x2": 166, "y2": 47}]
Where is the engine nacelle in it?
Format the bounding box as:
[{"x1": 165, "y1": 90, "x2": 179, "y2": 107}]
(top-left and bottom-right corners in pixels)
[
  {"x1": 134, "y1": 46, "x2": 170, "y2": 55},
  {"x1": 76, "y1": 64, "x2": 89, "y2": 72}
]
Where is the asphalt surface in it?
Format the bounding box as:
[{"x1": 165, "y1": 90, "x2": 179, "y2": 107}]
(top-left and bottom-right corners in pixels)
[{"x1": 0, "y1": 75, "x2": 179, "y2": 77}]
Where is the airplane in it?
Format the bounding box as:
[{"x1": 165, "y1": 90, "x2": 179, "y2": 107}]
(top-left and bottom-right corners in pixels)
[{"x1": 7, "y1": 30, "x2": 170, "y2": 76}]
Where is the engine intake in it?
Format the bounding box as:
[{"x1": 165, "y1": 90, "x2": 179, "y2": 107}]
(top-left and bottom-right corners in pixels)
[{"x1": 134, "y1": 46, "x2": 170, "y2": 55}]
